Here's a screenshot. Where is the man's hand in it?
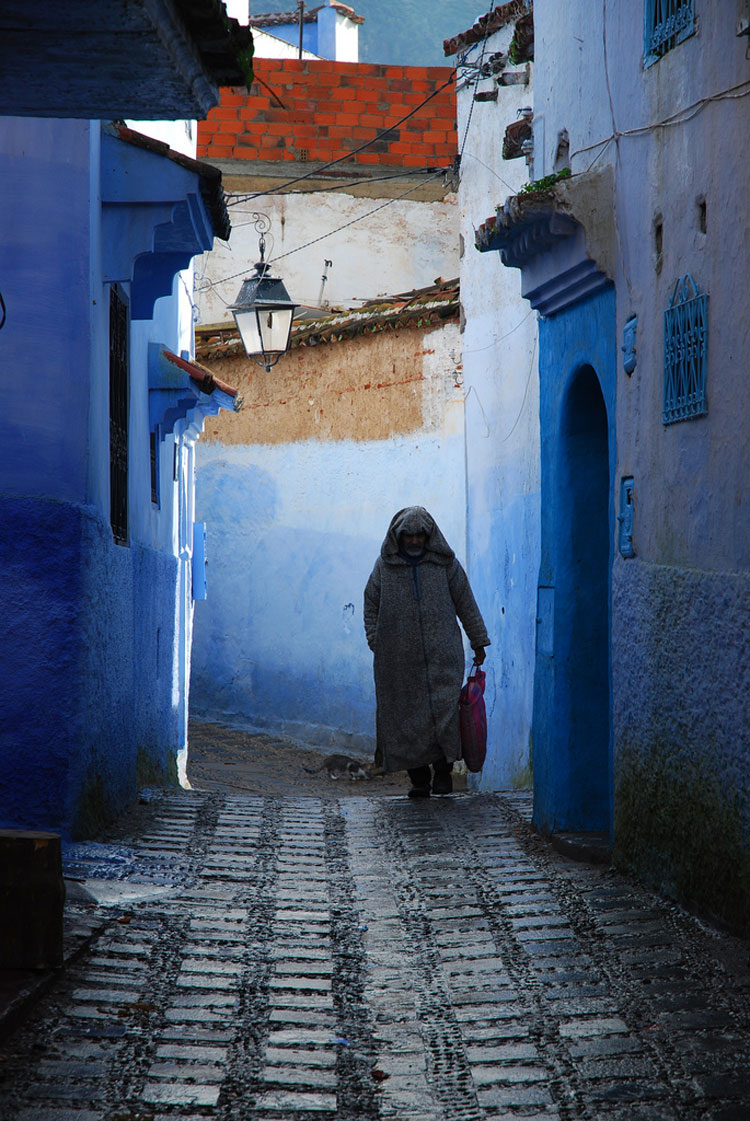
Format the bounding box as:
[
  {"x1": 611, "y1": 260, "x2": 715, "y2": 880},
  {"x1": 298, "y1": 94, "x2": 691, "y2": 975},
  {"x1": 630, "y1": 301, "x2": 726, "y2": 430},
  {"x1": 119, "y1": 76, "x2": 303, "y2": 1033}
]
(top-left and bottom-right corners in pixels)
[{"x1": 472, "y1": 646, "x2": 486, "y2": 665}]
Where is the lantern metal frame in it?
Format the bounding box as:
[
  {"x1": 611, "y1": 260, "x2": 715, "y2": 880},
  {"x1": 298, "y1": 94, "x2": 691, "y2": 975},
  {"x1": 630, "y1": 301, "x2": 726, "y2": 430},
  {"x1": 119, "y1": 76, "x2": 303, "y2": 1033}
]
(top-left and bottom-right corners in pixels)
[{"x1": 229, "y1": 214, "x2": 298, "y2": 372}]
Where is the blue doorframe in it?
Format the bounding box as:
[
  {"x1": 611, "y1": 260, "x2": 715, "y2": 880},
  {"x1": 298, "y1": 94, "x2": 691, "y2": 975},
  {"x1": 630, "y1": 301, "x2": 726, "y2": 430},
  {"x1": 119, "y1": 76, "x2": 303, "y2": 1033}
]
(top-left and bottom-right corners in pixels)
[{"x1": 532, "y1": 286, "x2": 617, "y2": 835}]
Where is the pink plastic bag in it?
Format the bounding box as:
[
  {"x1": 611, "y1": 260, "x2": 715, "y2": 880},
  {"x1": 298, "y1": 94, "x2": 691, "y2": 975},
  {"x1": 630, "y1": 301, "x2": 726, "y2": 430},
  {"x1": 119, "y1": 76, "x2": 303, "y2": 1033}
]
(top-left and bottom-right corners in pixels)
[{"x1": 459, "y1": 666, "x2": 487, "y2": 773}]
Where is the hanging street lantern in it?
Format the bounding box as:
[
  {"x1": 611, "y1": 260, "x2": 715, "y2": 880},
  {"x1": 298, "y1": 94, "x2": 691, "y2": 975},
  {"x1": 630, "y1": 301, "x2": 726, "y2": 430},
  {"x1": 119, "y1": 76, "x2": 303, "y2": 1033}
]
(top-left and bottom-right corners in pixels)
[{"x1": 229, "y1": 218, "x2": 298, "y2": 372}]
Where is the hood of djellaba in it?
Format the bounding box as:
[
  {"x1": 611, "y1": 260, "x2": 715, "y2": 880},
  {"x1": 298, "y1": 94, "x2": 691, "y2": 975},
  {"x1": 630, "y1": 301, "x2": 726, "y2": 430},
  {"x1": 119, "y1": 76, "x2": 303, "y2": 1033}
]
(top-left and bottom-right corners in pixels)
[{"x1": 380, "y1": 505, "x2": 455, "y2": 564}]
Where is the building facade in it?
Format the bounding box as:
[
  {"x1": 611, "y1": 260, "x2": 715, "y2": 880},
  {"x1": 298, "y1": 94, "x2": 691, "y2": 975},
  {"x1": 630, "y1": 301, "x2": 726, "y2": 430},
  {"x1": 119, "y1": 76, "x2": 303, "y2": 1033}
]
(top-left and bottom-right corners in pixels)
[
  {"x1": 1, "y1": 120, "x2": 240, "y2": 836},
  {"x1": 193, "y1": 55, "x2": 458, "y2": 324},
  {"x1": 246, "y1": 1, "x2": 363, "y2": 62},
  {"x1": 447, "y1": 3, "x2": 540, "y2": 792},
  {"x1": 475, "y1": 0, "x2": 750, "y2": 931}
]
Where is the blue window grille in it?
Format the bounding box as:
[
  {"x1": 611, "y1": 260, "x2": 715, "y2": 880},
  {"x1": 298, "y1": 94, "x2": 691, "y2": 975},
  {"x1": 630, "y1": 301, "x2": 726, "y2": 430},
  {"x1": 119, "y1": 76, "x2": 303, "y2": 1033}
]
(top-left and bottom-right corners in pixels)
[
  {"x1": 663, "y1": 274, "x2": 708, "y2": 425},
  {"x1": 644, "y1": 0, "x2": 695, "y2": 66}
]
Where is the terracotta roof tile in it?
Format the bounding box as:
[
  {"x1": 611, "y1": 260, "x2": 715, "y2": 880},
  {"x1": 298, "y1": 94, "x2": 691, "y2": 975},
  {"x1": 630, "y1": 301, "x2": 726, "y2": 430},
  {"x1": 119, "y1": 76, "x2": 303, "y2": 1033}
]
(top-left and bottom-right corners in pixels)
[
  {"x1": 106, "y1": 123, "x2": 231, "y2": 241},
  {"x1": 250, "y1": 3, "x2": 365, "y2": 27},
  {"x1": 443, "y1": 0, "x2": 530, "y2": 57},
  {"x1": 195, "y1": 278, "x2": 459, "y2": 362},
  {"x1": 163, "y1": 349, "x2": 243, "y2": 406}
]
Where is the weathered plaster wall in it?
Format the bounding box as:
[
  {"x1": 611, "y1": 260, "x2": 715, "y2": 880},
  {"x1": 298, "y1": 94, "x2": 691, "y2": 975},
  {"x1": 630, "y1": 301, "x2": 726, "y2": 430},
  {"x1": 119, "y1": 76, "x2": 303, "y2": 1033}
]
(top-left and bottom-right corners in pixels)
[
  {"x1": 457, "y1": 25, "x2": 540, "y2": 791},
  {"x1": 190, "y1": 322, "x2": 468, "y2": 750},
  {"x1": 613, "y1": 562, "x2": 750, "y2": 933},
  {"x1": 534, "y1": 1, "x2": 750, "y2": 926},
  {"x1": 78, "y1": 510, "x2": 181, "y2": 833},
  {"x1": 1, "y1": 498, "x2": 180, "y2": 836},
  {"x1": 534, "y1": 0, "x2": 749, "y2": 568},
  {"x1": 200, "y1": 328, "x2": 450, "y2": 445}
]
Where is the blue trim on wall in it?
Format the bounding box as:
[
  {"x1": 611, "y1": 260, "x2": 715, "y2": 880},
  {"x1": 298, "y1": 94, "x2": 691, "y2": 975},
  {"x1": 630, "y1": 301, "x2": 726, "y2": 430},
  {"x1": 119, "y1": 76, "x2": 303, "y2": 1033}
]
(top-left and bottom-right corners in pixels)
[
  {"x1": 644, "y1": 0, "x2": 695, "y2": 68},
  {"x1": 532, "y1": 286, "x2": 617, "y2": 836}
]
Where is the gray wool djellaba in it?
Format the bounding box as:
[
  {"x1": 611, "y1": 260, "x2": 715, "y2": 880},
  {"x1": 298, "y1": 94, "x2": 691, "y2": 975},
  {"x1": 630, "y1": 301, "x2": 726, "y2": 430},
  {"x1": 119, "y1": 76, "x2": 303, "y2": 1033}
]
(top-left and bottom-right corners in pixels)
[{"x1": 363, "y1": 506, "x2": 490, "y2": 773}]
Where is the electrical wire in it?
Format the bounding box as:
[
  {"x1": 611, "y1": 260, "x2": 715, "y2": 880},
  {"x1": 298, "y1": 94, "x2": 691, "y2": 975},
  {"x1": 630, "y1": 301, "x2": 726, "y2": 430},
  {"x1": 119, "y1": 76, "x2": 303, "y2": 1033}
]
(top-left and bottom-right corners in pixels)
[
  {"x1": 601, "y1": 0, "x2": 635, "y2": 308},
  {"x1": 498, "y1": 333, "x2": 537, "y2": 444},
  {"x1": 462, "y1": 308, "x2": 534, "y2": 355},
  {"x1": 179, "y1": 272, "x2": 202, "y2": 323},
  {"x1": 457, "y1": 0, "x2": 497, "y2": 162},
  {"x1": 271, "y1": 166, "x2": 446, "y2": 263},
  {"x1": 202, "y1": 12, "x2": 506, "y2": 300},
  {"x1": 462, "y1": 329, "x2": 537, "y2": 446},
  {"x1": 583, "y1": 134, "x2": 614, "y2": 175},
  {"x1": 461, "y1": 150, "x2": 517, "y2": 195},
  {"x1": 227, "y1": 73, "x2": 457, "y2": 206},
  {"x1": 571, "y1": 77, "x2": 750, "y2": 159},
  {"x1": 198, "y1": 167, "x2": 448, "y2": 298}
]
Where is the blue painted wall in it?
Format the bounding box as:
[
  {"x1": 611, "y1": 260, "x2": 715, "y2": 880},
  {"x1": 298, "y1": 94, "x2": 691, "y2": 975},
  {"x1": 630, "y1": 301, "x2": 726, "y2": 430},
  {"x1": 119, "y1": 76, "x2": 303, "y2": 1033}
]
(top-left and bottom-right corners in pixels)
[
  {"x1": 0, "y1": 118, "x2": 212, "y2": 836},
  {"x1": 1, "y1": 119, "x2": 92, "y2": 504},
  {"x1": 532, "y1": 286, "x2": 617, "y2": 835},
  {"x1": 1, "y1": 497, "x2": 180, "y2": 835},
  {"x1": 466, "y1": 475, "x2": 540, "y2": 793},
  {"x1": 258, "y1": 21, "x2": 319, "y2": 56},
  {"x1": 191, "y1": 431, "x2": 468, "y2": 753}
]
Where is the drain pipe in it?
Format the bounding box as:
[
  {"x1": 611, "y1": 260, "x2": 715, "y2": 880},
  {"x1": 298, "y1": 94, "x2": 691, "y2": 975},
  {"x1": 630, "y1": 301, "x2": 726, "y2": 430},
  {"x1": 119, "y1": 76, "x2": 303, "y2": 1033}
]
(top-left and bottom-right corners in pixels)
[{"x1": 298, "y1": 0, "x2": 305, "y2": 58}]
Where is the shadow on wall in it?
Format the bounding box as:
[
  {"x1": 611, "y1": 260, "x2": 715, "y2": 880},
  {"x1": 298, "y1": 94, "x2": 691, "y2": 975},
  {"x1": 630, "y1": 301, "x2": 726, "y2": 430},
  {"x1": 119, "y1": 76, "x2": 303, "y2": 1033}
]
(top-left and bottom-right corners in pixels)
[{"x1": 190, "y1": 460, "x2": 377, "y2": 746}]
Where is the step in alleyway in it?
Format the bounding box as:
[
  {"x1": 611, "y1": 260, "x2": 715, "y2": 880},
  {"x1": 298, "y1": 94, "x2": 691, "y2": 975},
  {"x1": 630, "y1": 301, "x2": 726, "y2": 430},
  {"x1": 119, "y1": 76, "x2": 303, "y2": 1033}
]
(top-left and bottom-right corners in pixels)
[{"x1": 1, "y1": 789, "x2": 749, "y2": 1121}]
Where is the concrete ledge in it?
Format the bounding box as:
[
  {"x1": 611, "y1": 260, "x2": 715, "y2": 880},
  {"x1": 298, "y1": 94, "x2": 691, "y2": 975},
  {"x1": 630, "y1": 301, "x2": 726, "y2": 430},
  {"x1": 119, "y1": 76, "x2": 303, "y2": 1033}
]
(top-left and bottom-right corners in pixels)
[{"x1": 549, "y1": 831, "x2": 612, "y2": 865}]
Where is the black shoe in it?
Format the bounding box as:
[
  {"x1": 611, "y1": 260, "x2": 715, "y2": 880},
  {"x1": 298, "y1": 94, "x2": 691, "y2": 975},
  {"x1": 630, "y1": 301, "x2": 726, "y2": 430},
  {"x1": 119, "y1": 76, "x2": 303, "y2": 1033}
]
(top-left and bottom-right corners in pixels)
[
  {"x1": 407, "y1": 784, "x2": 431, "y2": 799},
  {"x1": 407, "y1": 765, "x2": 431, "y2": 799},
  {"x1": 432, "y1": 769, "x2": 453, "y2": 795}
]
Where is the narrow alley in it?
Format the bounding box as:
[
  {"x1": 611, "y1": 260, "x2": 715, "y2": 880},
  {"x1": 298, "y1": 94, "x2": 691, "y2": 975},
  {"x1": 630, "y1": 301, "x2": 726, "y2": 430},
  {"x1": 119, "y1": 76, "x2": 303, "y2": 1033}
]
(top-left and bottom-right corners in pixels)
[{"x1": 2, "y1": 786, "x2": 749, "y2": 1121}]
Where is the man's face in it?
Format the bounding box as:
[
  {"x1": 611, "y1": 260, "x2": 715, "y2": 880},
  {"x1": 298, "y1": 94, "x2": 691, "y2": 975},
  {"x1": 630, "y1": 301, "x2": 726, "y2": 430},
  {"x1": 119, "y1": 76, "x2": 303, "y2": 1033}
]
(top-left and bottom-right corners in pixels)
[{"x1": 401, "y1": 531, "x2": 427, "y2": 552}]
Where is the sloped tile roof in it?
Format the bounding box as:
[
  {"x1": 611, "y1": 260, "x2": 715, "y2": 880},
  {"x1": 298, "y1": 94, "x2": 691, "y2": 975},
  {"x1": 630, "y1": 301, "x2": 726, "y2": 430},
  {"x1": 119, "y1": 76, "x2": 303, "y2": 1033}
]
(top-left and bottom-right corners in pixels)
[
  {"x1": 250, "y1": 3, "x2": 364, "y2": 27},
  {"x1": 107, "y1": 123, "x2": 231, "y2": 241},
  {"x1": 0, "y1": 0, "x2": 254, "y2": 118},
  {"x1": 195, "y1": 279, "x2": 459, "y2": 362},
  {"x1": 443, "y1": 0, "x2": 529, "y2": 57}
]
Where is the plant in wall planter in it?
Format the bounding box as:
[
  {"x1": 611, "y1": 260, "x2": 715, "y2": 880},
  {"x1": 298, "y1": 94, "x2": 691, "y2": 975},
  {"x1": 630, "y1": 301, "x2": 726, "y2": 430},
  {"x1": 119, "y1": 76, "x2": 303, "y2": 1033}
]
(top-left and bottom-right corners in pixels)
[{"x1": 518, "y1": 167, "x2": 572, "y2": 196}]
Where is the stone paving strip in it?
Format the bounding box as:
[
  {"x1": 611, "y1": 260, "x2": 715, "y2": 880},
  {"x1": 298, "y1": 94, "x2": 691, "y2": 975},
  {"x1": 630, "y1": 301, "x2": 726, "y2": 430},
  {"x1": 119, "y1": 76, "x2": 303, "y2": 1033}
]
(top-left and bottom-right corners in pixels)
[{"x1": 1, "y1": 789, "x2": 749, "y2": 1121}]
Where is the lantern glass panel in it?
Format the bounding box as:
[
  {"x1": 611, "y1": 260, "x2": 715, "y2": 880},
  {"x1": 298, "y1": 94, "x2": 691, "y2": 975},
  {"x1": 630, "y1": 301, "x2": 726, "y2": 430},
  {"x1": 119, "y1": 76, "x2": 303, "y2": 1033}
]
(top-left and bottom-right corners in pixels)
[
  {"x1": 258, "y1": 306, "x2": 293, "y2": 354},
  {"x1": 233, "y1": 308, "x2": 264, "y2": 357}
]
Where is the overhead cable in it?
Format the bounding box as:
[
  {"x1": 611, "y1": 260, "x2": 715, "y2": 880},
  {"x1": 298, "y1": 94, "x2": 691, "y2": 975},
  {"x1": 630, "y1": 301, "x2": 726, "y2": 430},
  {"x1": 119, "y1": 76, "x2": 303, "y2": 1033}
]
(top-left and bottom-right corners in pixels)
[{"x1": 227, "y1": 72, "x2": 457, "y2": 206}]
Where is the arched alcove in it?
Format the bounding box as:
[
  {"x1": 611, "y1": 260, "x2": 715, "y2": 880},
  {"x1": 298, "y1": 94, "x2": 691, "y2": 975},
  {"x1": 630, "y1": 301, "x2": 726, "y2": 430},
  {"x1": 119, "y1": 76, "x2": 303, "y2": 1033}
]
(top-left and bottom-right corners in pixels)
[{"x1": 555, "y1": 364, "x2": 611, "y2": 828}]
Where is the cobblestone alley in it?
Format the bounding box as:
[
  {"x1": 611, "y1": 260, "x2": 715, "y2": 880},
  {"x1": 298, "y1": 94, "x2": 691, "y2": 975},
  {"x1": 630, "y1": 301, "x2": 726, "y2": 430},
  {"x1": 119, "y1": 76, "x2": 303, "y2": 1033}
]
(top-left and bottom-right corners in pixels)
[{"x1": 2, "y1": 789, "x2": 749, "y2": 1121}]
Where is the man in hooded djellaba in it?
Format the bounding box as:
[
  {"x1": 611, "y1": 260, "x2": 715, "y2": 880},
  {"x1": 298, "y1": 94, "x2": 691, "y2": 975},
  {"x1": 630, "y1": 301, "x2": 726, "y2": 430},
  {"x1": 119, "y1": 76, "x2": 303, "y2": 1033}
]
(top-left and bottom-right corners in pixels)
[{"x1": 364, "y1": 506, "x2": 490, "y2": 797}]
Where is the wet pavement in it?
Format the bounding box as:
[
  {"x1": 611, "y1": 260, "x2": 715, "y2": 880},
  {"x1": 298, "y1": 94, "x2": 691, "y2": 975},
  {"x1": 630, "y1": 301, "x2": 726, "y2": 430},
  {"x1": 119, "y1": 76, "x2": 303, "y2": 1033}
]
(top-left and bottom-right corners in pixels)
[{"x1": 1, "y1": 788, "x2": 749, "y2": 1121}]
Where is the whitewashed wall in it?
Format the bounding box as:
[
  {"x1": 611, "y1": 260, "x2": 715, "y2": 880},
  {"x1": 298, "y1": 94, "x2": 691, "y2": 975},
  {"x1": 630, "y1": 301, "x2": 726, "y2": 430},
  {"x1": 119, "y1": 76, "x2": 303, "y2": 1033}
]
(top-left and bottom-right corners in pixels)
[
  {"x1": 457, "y1": 26, "x2": 540, "y2": 790},
  {"x1": 195, "y1": 189, "x2": 459, "y2": 325}
]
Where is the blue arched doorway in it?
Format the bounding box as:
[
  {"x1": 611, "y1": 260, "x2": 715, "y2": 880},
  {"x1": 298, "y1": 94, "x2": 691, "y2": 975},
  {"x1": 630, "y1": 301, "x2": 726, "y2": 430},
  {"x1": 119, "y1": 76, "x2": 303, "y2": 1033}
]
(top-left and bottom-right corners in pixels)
[
  {"x1": 555, "y1": 364, "x2": 611, "y2": 828},
  {"x1": 532, "y1": 287, "x2": 616, "y2": 839}
]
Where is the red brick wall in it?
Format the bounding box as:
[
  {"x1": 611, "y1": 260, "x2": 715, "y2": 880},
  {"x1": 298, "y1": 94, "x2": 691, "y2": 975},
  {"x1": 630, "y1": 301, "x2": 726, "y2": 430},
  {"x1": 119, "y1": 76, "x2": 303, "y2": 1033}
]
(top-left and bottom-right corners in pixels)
[{"x1": 197, "y1": 58, "x2": 456, "y2": 168}]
